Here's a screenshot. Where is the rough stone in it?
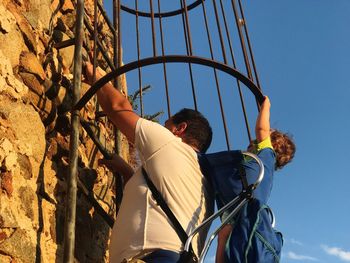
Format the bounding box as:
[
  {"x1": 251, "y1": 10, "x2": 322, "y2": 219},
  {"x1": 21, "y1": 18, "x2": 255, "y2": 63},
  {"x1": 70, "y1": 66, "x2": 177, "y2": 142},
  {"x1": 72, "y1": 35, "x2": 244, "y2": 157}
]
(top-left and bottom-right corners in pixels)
[
  {"x1": 17, "y1": 154, "x2": 33, "y2": 180},
  {"x1": 19, "y1": 51, "x2": 46, "y2": 81},
  {"x1": 0, "y1": 1, "x2": 124, "y2": 262},
  {"x1": 61, "y1": 0, "x2": 74, "y2": 13},
  {"x1": 18, "y1": 186, "x2": 35, "y2": 220},
  {"x1": 0, "y1": 138, "x2": 13, "y2": 164},
  {"x1": 0, "y1": 4, "x2": 13, "y2": 33},
  {"x1": 0, "y1": 198, "x2": 19, "y2": 228},
  {"x1": 19, "y1": 72, "x2": 43, "y2": 96},
  {"x1": 0, "y1": 171, "x2": 13, "y2": 196},
  {"x1": 0, "y1": 49, "x2": 15, "y2": 77},
  {"x1": 3, "y1": 152, "x2": 17, "y2": 172},
  {"x1": 56, "y1": 31, "x2": 75, "y2": 73},
  {"x1": 6, "y1": 74, "x2": 28, "y2": 97},
  {"x1": 0, "y1": 228, "x2": 36, "y2": 263},
  {"x1": 22, "y1": 0, "x2": 52, "y2": 31},
  {"x1": 0, "y1": 3, "x2": 28, "y2": 68},
  {"x1": 0, "y1": 254, "x2": 12, "y2": 263},
  {"x1": 6, "y1": 2, "x2": 38, "y2": 54},
  {"x1": 0, "y1": 97, "x2": 46, "y2": 163}
]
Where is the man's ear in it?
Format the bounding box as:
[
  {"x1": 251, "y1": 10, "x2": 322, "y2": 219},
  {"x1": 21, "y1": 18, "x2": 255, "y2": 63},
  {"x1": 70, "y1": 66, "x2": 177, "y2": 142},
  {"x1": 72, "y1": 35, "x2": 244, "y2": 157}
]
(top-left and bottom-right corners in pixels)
[{"x1": 174, "y1": 122, "x2": 187, "y2": 136}]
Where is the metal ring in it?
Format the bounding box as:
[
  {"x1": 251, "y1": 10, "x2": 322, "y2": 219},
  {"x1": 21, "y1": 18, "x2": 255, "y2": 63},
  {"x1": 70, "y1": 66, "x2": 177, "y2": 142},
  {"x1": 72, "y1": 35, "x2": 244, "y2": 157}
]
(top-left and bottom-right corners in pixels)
[{"x1": 75, "y1": 55, "x2": 263, "y2": 110}]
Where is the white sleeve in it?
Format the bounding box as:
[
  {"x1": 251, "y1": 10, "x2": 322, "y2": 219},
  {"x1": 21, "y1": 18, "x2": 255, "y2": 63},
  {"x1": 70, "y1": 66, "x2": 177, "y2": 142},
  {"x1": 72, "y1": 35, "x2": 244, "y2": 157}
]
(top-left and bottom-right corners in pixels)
[{"x1": 134, "y1": 118, "x2": 178, "y2": 162}]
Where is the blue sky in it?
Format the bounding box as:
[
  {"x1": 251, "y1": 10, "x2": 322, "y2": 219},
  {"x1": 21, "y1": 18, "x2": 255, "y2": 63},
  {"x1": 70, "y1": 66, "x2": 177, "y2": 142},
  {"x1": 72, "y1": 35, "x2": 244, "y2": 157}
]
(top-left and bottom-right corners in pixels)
[
  {"x1": 244, "y1": 1, "x2": 350, "y2": 262},
  {"x1": 102, "y1": 1, "x2": 350, "y2": 262}
]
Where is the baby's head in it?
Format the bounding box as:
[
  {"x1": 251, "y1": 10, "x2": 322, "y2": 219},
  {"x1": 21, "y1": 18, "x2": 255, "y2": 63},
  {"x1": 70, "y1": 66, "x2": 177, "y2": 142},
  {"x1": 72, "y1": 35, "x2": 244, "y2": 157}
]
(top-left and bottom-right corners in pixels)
[{"x1": 270, "y1": 129, "x2": 296, "y2": 170}]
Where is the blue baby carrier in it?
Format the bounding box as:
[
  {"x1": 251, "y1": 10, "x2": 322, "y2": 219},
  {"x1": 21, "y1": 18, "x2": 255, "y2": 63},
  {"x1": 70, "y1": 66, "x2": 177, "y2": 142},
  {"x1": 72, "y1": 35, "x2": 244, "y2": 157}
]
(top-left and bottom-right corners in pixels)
[{"x1": 185, "y1": 150, "x2": 283, "y2": 263}]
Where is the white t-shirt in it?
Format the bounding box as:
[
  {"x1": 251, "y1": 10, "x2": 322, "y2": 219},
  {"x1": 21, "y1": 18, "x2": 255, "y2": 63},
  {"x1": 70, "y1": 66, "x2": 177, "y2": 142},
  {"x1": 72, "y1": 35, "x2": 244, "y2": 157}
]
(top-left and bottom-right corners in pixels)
[{"x1": 109, "y1": 118, "x2": 213, "y2": 262}]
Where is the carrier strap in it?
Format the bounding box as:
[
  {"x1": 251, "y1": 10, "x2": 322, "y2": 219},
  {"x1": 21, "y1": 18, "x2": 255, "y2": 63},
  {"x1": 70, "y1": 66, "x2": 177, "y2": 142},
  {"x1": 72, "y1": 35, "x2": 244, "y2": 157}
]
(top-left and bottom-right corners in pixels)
[
  {"x1": 239, "y1": 161, "x2": 249, "y2": 190},
  {"x1": 141, "y1": 167, "x2": 195, "y2": 253}
]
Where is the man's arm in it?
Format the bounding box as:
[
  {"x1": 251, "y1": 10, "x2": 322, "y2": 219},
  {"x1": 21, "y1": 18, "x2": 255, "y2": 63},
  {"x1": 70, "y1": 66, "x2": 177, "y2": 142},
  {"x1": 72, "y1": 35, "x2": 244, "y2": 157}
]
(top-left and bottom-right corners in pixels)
[
  {"x1": 255, "y1": 96, "x2": 271, "y2": 143},
  {"x1": 98, "y1": 154, "x2": 134, "y2": 185},
  {"x1": 84, "y1": 62, "x2": 140, "y2": 143}
]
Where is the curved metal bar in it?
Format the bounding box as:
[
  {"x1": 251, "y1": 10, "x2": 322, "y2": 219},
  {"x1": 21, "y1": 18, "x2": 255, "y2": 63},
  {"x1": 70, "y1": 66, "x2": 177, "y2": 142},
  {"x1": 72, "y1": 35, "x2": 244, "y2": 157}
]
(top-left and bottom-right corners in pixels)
[
  {"x1": 184, "y1": 195, "x2": 242, "y2": 252},
  {"x1": 74, "y1": 55, "x2": 264, "y2": 111},
  {"x1": 199, "y1": 198, "x2": 249, "y2": 263},
  {"x1": 121, "y1": 0, "x2": 204, "y2": 18},
  {"x1": 241, "y1": 151, "x2": 264, "y2": 190}
]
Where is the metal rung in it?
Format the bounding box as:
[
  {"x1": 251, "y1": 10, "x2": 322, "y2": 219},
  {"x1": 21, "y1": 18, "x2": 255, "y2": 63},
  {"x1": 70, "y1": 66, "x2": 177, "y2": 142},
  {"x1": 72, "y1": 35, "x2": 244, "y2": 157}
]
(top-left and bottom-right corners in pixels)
[{"x1": 54, "y1": 38, "x2": 76, "y2": 49}]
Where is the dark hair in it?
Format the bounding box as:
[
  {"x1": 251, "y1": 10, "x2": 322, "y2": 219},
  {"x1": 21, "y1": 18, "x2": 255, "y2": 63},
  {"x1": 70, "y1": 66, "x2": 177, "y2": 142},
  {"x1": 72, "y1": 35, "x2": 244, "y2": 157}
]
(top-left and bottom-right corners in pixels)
[
  {"x1": 270, "y1": 129, "x2": 296, "y2": 170},
  {"x1": 171, "y1": 108, "x2": 212, "y2": 153}
]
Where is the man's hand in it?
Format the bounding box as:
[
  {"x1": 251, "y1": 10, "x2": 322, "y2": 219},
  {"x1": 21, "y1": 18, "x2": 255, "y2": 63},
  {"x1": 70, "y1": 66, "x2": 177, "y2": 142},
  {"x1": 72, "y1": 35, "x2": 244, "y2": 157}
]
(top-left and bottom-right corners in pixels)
[
  {"x1": 99, "y1": 154, "x2": 134, "y2": 184},
  {"x1": 82, "y1": 61, "x2": 103, "y2": 85}
]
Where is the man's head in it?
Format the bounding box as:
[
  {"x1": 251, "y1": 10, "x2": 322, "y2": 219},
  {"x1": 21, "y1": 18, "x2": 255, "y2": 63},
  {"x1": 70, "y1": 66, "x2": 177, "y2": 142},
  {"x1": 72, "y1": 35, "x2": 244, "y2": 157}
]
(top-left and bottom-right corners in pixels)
[
  {"x1": 270, "y1": 129, "x2": 296, "y2": 170},
  {"x1": 165, "y1": 108, "x2": 212, "y2": 153}
]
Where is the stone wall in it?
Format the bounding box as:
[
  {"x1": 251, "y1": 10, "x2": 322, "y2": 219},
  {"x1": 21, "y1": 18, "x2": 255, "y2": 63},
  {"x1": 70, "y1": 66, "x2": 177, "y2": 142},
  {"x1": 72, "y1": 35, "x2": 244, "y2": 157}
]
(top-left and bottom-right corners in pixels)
[{"x1": 0, "y1": 0, "x2": 125, "y2": 262}]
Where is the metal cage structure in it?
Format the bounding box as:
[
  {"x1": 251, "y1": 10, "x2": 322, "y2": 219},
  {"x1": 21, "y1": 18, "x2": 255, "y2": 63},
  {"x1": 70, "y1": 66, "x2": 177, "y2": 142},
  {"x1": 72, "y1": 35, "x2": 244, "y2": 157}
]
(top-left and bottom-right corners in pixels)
[{"x1": 61, "y1": 0, "x2": 265, "y2": 262}]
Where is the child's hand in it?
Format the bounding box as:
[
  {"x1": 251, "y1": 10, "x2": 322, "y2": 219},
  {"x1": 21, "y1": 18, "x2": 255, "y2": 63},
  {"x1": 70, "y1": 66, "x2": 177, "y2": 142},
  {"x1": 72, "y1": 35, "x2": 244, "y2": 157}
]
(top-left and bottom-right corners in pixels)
[{"x1": 261, "y1": 96, "x2": 271, "y2": 109}]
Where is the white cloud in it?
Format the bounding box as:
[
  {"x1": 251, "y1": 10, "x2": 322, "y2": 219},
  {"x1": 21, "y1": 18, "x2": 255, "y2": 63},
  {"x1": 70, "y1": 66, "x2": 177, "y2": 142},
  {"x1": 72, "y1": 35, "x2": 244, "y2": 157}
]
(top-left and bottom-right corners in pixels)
[
  {"x1": 321, "y1": 245, "x2": 350, "y2": 261},
  {"x1": 290, "y1": 238, "x2": 304, "y2": 246},
  {"x1": 285, "y1": 251, "x2": 319, "y2": 261}
]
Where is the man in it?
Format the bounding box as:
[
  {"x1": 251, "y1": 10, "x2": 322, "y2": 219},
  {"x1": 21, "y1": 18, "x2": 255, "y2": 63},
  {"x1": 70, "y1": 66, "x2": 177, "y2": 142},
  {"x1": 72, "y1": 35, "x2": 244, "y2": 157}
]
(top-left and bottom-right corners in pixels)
[{"x1": 84, "y1": 62, "x2": 214, "y2": 263}]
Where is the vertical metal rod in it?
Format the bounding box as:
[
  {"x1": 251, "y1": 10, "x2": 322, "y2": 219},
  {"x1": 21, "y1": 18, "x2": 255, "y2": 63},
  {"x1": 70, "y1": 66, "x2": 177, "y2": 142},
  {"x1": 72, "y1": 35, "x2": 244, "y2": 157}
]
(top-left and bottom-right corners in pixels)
[
  {"x1": 211, "y1": 0, "x2": 228, "y2": 64},
  {"x1": 63, "y1": 0, "x2": 84, "y2": 262},
  {"x1": 96, "y1": 0, "x2": 115, "y2": 32},
  {"x1": 218, "y1": 0, "x2": 252, "y2": 141},
  {"x1": 92, "y1": 0, "x2": 99, "y2": 116},
  {"x1": 113, "y1": 0, "x2": 124, "y2": 216},
  {"x1": 180, "y1": 0, "x2": 198, "y2": 111},
  {"x1": 149, "y1": 0, "x2": 157, "y2": 57},
  {"x1": 230, "y1": 0, "x2": 253, "y2": 80},
  {"x1": 135, "y1": 0, "x2": 144, "y2": 117},
  {"x1": 92, "y1": 0, "x2": 98, "y2": 80},
  {"x1": 237, "y1": 0, "x2": 262, "y2": 90},
  {"x1": 157, "y1": 0, "x2": 171, "y2": 118},
  {"x1": 181, "y1": 0, "x2": 194, "y2": 55},
  {"x1": 200, "y1": 1, "x2": 231, "y2": 150},
  {"x1": 117, "y1": 0, "x2": 122, "y2": 70}
]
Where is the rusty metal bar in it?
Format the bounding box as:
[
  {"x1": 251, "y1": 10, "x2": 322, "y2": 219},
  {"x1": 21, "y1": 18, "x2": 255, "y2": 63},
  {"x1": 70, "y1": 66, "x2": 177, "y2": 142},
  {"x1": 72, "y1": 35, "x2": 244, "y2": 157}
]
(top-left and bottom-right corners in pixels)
[
  {"x1": 230, "y1": 0, "x2": 253, "y2": 80},
  {"x1": 211, "y1": 0, "x2": 228, "y2": 64},
  {"x1": 149, "y1": 0, "x2": 157, "y2": 57},
  {"x1": 63, "y1": 0, "x2": 84, "y2": 262},
  {"x1": 237, "y1": 0, "x2": 262, "y2": 90},
  {"x1": 84, "y1": 15, "x2": 116, "y2": 70},
  {"x1": 201, "y1": 1, "x2": 231, "y2": 150},
  {"x1": 135, "y1": 0, "x2": 144, "y2": 117},
  {"x1": 73, "y1": 55, "x2": 264, "y2": 112},
  {"x1": 180, "y1": 0, "x2": 198, "y2": 111},
  {"x1": 218, "y1": 0, "x2": 252, "y2": 141},
  {"x1": 93, "y1": 0, "x2": 98, "y2": 82},
  {"x1": 117, "y1": 0, "x2": 122, "y2": 69},
  {"x1": 54, "y1": 38, "x2": 76, "y2": 49},
  {"x1": 121, "y1": 0, "x2": 204, "y2": 18},
  {"x1": 157, "y1": 0, "x2": 171, "y2": 118},
  {"x1": 113, "y1": 0, "x2": 124, "y2": 216},
  {"x1": 96, "y1": 0, "x2": 115, "y2": 32}
]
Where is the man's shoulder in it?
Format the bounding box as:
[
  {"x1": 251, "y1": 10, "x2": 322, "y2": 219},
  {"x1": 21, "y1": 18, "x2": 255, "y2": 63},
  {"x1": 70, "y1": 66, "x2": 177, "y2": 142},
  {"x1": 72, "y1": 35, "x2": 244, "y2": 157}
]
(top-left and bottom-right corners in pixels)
[{"x1": 136, "y1": 118, "x2": 173, "y2": 138}]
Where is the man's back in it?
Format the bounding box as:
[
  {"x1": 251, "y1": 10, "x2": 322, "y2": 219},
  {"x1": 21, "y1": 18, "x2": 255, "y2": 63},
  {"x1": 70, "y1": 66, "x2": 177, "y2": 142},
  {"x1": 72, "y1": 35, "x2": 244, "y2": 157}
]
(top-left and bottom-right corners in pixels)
[{"x1": 109, "y1": 118, "x2": 213, "y2": 262}]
